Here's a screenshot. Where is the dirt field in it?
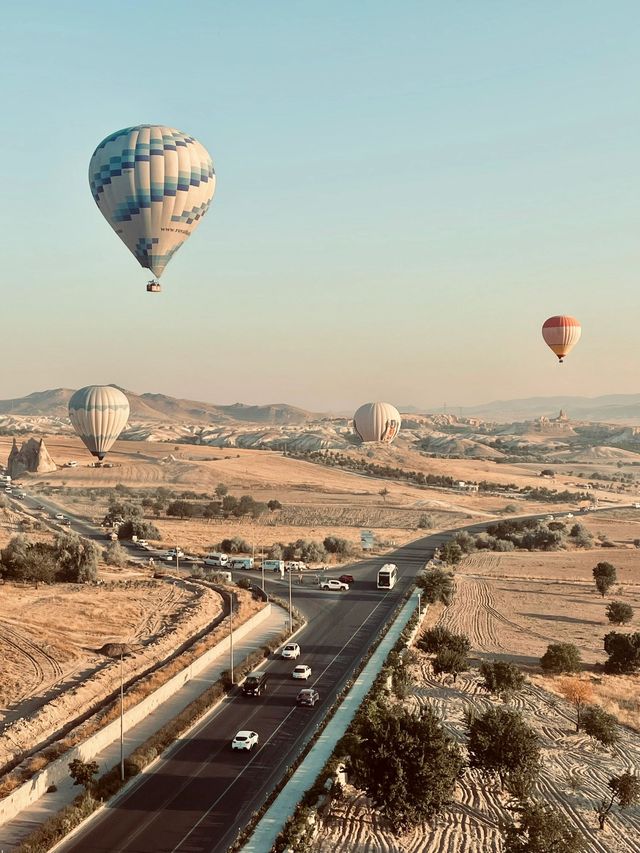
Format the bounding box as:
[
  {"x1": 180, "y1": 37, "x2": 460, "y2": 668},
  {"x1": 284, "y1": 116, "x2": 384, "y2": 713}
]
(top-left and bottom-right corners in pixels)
[
  {"x1": 0, "y1": 575, "x2": 224, "y2": 772},
  {"x1": 312, "y1": 516, "x2": 640, "y2": 852}
]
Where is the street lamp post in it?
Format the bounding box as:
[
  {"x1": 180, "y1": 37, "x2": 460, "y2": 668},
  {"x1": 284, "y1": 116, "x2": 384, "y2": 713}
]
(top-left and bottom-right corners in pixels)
[
  {"x1": 288, "y1": 568, "x2": 293, "y2": 634},
  {"x1": 417, "y1": 591, "x2": 422, "y2": 620},
  {"x1": 119, "y1": 652, "x2": 124, "y2": 781},
  {"x1": 229, "y1": 594, "x2": 234, "y2": 684}
]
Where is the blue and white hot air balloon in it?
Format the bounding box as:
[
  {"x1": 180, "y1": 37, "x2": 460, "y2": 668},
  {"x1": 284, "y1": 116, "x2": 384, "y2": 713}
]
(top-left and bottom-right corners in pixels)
[
  {"x1": 89, "y1": 125, "x2": 215, "y2": 292},
  {"x1": 68, "y1": 386, "x2": 130, "y2": 463}
]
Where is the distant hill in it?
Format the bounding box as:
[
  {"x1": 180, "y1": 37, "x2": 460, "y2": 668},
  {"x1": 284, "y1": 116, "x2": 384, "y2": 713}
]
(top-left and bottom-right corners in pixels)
[
  {"x1": 0, "y1": 388, "x2": 318, "y2": 426},
  {"x1": 456, "y1": 394, "x2": 640, "y2": 423}
]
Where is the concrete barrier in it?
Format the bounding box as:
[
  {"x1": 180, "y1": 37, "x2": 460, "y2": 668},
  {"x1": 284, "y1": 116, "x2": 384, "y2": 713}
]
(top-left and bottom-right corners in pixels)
[{"x1": 0, "y1": 603, "x2": 272, "y2": 826}]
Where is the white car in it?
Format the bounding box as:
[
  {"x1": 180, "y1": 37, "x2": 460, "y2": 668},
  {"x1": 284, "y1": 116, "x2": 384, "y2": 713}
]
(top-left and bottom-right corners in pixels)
[
  {"x1": 292, "y1": 664, "x2": 312, "y2": 680},
  {"x1": 54, "y1": 513, "x2": 65, "y2": 520},
  {"x1": 231, "y1": 730, "x2": 258, "y2": 751},
  {"x1": 136, "y1": 539, "x2": 149, "y2": 548},
  {"x1": 634, "y1": 503, "x2": 640, "y2": 509},
  {"x1": 281, "y1": 643, "x2": 301, "y2": 660},
  {"x1": 565, "y1": 513, "x2": 574, "y2": 519},
  {"x1": 320, "y1": 579, "x2": 349, "y2": 591},
  {"x1": 164, "y1": 548, "x2": 185, "y2": 561}
]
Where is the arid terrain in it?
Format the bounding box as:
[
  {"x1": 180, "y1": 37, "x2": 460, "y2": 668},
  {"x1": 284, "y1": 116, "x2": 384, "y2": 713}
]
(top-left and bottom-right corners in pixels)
[{"x1": 312, "y1": 510, "x2": 640, "y2": 852}]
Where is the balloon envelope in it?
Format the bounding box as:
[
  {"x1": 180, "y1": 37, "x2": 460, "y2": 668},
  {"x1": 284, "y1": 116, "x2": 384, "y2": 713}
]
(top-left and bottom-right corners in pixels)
[
  {"x1": 542, "y1": 316, "x2": 581, "y2": 362},
  {"x1": 353, "y1": 402, "x2": 401, "y2": 443},
  {"x1": 68, "y1": 386, "x2": 130, "y2": 461},
  {"x1": 89, "y1": 125, "x2": 215, "y2": 279}
]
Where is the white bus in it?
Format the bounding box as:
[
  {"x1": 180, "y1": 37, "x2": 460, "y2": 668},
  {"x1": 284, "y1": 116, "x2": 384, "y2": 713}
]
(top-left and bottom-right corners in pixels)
[{"x1": 377, "y1": 563, "x2": 398, "y2": 589}]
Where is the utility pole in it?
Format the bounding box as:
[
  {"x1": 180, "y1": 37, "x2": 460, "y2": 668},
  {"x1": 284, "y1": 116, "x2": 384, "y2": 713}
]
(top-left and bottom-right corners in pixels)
[
  {"x1": 119, "y1": 651, "x2": 124, "y2": 781},
  {"x1": 417, "y1": 591, "x2": 422, "y2": 620},
  {"x1": 288, "y1": 568, "x2": 293, "y2": 634},
  {"x1": 229, "y1": 595, "x2": 234, "y2": 684}
]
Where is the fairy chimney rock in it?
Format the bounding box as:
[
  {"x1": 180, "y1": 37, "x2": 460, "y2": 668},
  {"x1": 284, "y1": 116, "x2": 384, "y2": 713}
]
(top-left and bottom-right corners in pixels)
[{"x1": 7, "y1": 438, "x2": 57, "y2": 478}]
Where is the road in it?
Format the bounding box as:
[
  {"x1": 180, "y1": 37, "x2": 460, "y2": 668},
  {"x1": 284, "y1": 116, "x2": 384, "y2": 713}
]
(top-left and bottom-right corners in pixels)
[
  {"x1": 53, "y1": 527, "x2": 458, "y2": 853},
  {"x1": 5, "y1": 487, "x2": 633, "y2": 852}
]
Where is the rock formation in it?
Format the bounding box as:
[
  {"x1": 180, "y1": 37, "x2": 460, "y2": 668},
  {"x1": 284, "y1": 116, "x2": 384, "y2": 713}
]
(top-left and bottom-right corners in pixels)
[{"x1": 7, "y1": 437, "x2": 57, "y2": 478}]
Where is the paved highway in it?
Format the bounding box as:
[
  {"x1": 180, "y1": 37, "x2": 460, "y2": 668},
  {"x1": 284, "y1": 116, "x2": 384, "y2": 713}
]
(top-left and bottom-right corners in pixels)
[{"x1": 54, "y1": 528, "x2": 456, "y2": 853}]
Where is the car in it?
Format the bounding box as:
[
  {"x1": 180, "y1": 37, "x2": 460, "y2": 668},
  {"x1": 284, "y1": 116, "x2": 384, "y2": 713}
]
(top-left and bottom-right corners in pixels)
[
  {"x1": 164, "y1": 548, "x2": 185, "y2": 561},
  {"x1": 292, "y1": 664, "x2": 312, "y2": 680},
  {"x1": 320, "y1": 579, "x2": 349, "y2": 591},
  {"x1": 545, "y1": 515, "x2": 555, "y2": 521},
  {"x1": 54, "y1": 513, "x2": 65, "y2": 520},
  {"x1": 231, "y1": 730, "x2": 258, "y2": 751},
  {"x1": 136, "y1": 539, "x2": 149, "y2": 548},
  {"x1": 61, "y1": 519, "x2": 71, "y2": 527},
  {"x1": 37, "y1": 505, "x2": 45, "y2": 511},
  {"x1": 339, "y1": 574, "x2": 355, "y2": 585},
  {"x1": 565, "y1": 513, "x2": 574, "y2": 519},
  {"x1": 242, "y1": 672, "x2": 269, "y2": 696},
  {"x1": 281, "y1": 643, "x2": 301, "y2": 660},
  {"x1": 634, "y1": 503, "x2": 640, "y2": 509},
  {"x1": 4, "y1": 488, "x2": 12, "y2": 494},
  {"x1": 296, "y1": 688, "x2": 320, "y2": 707}
]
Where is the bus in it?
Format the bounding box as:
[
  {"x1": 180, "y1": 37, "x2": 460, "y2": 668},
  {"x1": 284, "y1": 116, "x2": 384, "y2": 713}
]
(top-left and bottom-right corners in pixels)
[{"x1": 377, "y1": 563, "x2": 398, "y2": 589}]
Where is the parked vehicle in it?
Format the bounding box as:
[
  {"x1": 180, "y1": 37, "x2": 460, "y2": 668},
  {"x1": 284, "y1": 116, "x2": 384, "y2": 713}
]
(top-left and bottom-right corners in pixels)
[
  {"x1": 339, "y1": 574, "x2": 355, "y2": 585},
  {"x1": 263, "y1": 559, "x2": 285, "y2": 574},
  {"x1": 296, "y1": 688, "x2": 319, "y2": 707},
  {"x1": 242, "y1": 671, "x2": 268, "y2": 696},
  {"x1": 231, "y1": 730, "x2": 258, "y2": 751},
  {"x1": 292, "y1": 664, "x2": 312, "y2": 680},
  {"x1": 54, "y1": 513, "x2": 65, "y2": 521},
  {"x1": 634, "y1": 503, "x2": 640, "y2": 509},
  {"x1": 136, "y1": 539, "x2": 149, "y2": 548},
  {"x1": 281, "y1": 642, "x2": 301, "y2": 660},
  {"x1": 229, "y1": 557, "x2": 254, "y2": 570},
  {"x1": 285, "y1": 560, "x2": 306, "y2": 572},
  {"x1": 203, "y1": 552, "x2": 229, "y2": 567},
  {"x1": 320, "y1": 579, "x2": 349, "y2": 591},
  {"x1": 164, "y1": 548, "x2": 185, "y2": 561}
]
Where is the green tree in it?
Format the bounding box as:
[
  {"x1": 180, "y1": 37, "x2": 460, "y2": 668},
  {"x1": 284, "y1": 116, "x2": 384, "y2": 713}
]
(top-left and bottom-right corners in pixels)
[
  {"x1": 379, "y1": 487, "x2": 389, "y2": 503},
  {"x1": 570, "y1": 523, "x2": 594, "y2": 548},
  {"x1": 349, "y1": 703, "x2": 464, "y2": 833},
  {"x1": 221, "y1": 495, "x2": 239, "y2": 516},
  {"x1": 417, "y1": 568, "x2": 455, "y2": 605},
  {"x1": 467, "y1": 707, "x2": 541, "y2": 791},
  {"x1": 540, "y1": 643, "x2": 582, "y2": 674},
  {"x1": 605, "y1": 601, "x2": 633, "y2": 625},
  {"x1": 440, "y1": 541, "x2": 464, "y2": 565},
  {"x1": 432, "y1": 647, "x2": 468, "y2": 682},
  {"x1": 267, "y1": 499, "x2": 282, "y2": 512},
  {"x1": 203, "y1": 502, "x2": 220, "y2": 521},
  {"x1": 103, "y1": 541, "x2": 127, "y2": 567},
  {"x1": 214, "y1": 483, "x2": 228, "y2": 499},
  {"x1": 166, "y1": 500, "x2": 195, "y2": 519},
  {"x1": 580, "y1": 705, "x2": 619, "y2": 748},
  {"x1": 418, "y1": 626, "x2": 470, "y2": 655},
  {"x1": 503, "y1": 800, "x2": 586, "y2": 852},
  {"x1": 54, "y1": 534, "x2": 100, "y2": 583},
  {"x1": 603, "y1": 631, "x2": 640, "y2": 674},
  {"x1": 118, "y1": 519, "x2": 161, "y2": 542},
  {"x1": 593, "y1": 562, "x2": 617, "y2": 598},
  {"x1": 479, "y1": 660, "x2": 525, "y2": 698},
  {"x1": 68, "y1": 758, "x2": 99, "y2": 795},
  {"x1": 596, "y1": 772, "x2": 640, "y2": 830}
]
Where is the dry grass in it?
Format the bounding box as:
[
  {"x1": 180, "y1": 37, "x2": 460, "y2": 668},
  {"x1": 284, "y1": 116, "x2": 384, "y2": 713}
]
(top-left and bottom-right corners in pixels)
[{"x1": 533, "y1": 671, "x2": 640, "y2": 733}]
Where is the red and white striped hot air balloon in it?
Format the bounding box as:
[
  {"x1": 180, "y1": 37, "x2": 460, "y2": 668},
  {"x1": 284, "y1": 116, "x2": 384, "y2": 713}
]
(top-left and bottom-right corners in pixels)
[{"x1": 541, "y1": 316, "x2": 581, "y2": 363}]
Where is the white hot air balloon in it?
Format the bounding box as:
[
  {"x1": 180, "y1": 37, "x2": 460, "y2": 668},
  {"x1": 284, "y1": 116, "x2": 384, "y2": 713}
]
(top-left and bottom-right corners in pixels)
[
  {"x1": 89, "y1": 125, "x2": 215, "y2": 293},
  {"x1": 353, "y1": 402, "x2": 402, "y2": 444},
  {"x1": 68, "y1": 386, "x2": 130, "y2": 463}
]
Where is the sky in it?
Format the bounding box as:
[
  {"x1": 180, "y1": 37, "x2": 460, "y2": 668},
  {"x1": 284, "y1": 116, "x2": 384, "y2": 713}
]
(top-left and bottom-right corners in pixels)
[{"x1": 1, "y1": 1, "x2": 639, "y2": 413}]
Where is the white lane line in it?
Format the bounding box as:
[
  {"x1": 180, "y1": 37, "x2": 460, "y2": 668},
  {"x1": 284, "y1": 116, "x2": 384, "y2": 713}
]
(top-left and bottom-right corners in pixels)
[{"x1": 169, "y1": 592, "x2": 394, "y2": 853}]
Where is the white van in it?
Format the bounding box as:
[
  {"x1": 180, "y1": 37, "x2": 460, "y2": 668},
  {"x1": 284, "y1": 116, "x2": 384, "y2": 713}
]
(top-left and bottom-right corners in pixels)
[
  {"x1": 263, "y1": 559, "x2": 285, "y2": 574},
  {"x1": 203, "y1": 553, "x2": 229, "y2": 567},
  {"x1": 229, "y1": 557, "x2": 254, "y2": 570},
  {"x1": 285, "y1": 560, "x2": 306, "y2": 572}
]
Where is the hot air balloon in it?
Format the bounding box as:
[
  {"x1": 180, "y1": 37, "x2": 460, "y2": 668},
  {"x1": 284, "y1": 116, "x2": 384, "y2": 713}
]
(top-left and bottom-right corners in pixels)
[
  {"x1": 89, "y1": 125, "x2": 215, "y2": 293},
  {"x1": 542, "y1": 316, "x2": 582, "y2": 363},
  {"x1": 353, "y1": 402, "x2": 401, "y2": 444},
  {"x1": 68, "y1": 386, "x2": 130, "y2": 463}
]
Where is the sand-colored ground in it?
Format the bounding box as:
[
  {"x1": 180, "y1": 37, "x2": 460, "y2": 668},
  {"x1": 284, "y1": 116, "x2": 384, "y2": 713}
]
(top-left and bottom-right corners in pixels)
[
  {"x1": 0, "y1": 576, "x2": 224, "y2": 773},
  {"x1": 312, "y1": 517, "x2": 640, "y2": 852}
]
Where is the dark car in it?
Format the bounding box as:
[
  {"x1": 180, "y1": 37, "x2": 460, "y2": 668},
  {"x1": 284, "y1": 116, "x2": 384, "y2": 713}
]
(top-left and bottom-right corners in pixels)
[
  {"x1": 296, "y1": 688, "x2": 320, "y2": 707},
  {"x1": 339, "y1": 574, "x2": 354, "y2": 585},
  {"x1": 242, "y1": 671, "x2": 268, "y2": 697}
]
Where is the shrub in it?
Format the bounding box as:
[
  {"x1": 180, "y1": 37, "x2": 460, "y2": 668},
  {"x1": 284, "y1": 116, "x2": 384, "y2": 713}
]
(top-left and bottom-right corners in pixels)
[
  {"x1": 606, "y1": 601, "x2": 633, "y2": 625},
  {"x1": 596, "y1": 772, "x2": 640, "y2": 830},
  {"x1": 118, "y1": 519, "x2": 161, "y2": 541},
  {"x1": 103, "y1": 541, "x2": 128, "y2": 567},
  {"x1": 432, "y1": 647, "x2": 468, "y2": 682},
  {"x1": 418, "y1": 626, "x2": 470, "y2": 655},
  {"x1": 479, "y1": 660, "x2": 525, "y2": 698},
  {"x1": 236, "y1": 577, "x2": 252, "y2": 590},
  {"x1": 593, "y1": 562, "x2": 617, "y2": 597},
  {"x1": 503, "y1": 800, "x2": 586, "y2": 852},
  {"x1": 467, "y1": 707, "x2": 541, "y2": 792},
  {"x1": 603, "y1": 631, "x2": 640, "y2": 674},
  {"x1": 54, "y1": 534, "x2": 100, "y2": 583},
  {"x1": 580, "y1": 705, "x2": 619, "y2": 747},
  {"x1": 417, "y1": 514, "x2": 434, "y2": 529},
  {"x1": 540, "y1": 643, "x2": 582, "y2": 674},
  {"x1": 417, "y1": 568, "x2": 454, "y2": 605}
]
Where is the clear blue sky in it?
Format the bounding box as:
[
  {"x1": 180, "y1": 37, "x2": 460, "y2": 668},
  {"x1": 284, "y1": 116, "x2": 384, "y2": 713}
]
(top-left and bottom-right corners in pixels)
[{"x1": 2, "y1": 1, "x2": 639, "y2": 412}]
